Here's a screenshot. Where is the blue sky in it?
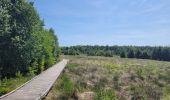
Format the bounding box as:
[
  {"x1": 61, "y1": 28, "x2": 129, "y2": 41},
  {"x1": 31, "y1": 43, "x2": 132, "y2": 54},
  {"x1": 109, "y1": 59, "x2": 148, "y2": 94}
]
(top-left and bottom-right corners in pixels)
[{"x1": 34, "y1": 0, "x2": 170, "y2": 46}]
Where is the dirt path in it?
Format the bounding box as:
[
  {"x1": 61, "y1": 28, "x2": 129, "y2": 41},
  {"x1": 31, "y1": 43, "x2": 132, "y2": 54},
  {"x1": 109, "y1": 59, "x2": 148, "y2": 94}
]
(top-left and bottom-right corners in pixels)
[{"x1": 0, "y1": 59, "x2": 68, "y2": 100}]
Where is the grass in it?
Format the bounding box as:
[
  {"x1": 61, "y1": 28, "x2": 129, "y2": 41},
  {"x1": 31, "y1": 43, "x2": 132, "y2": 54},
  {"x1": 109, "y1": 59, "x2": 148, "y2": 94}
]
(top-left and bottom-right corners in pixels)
[
  {"x1": 46, "y1": 55, "x2": 170, "y2": 100},
  {"x1": 0, "y1": 75, "x2": 33, "y2": 96},
  {"x1": 94, "y1": 89, "x2": 116, "y2": 100}
]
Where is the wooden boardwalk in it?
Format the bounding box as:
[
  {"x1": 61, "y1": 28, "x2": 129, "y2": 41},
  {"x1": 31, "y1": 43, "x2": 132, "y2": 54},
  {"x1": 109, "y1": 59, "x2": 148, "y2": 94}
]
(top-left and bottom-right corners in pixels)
[{"x1": 0, "y1": 59, "x2": 68, "y2": 100}]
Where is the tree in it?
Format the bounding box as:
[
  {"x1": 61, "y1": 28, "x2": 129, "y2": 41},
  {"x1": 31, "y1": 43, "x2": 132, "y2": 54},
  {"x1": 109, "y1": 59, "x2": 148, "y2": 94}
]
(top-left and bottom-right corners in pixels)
[
  {"x1": 135, "y1": 50, "x2": 142, "y2": 58},
  {"x1": 127, "y1": 50, "x2": 135, "y2": 58},
  {"x1": 141, "y1": 52, "x2": 150, "y2": 59},
  {"x1": 0, "y1": 0, "x2": 60, "y2": 78},
  {"x1": 61, "y1": 46, "x2": 170, "y2": 62},
  {"x1": 104, "y1": 50, "x2": 113, "y2": 57},
  {"x1": 120, "y1": 51, "x2": 126, "y2": 58}
]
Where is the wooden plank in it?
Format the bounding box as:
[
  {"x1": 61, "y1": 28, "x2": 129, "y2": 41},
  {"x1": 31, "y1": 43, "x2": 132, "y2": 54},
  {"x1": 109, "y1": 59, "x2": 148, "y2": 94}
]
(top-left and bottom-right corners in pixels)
[{"x1": 0, "y1": 59, "x2": 68, "y2": 100}]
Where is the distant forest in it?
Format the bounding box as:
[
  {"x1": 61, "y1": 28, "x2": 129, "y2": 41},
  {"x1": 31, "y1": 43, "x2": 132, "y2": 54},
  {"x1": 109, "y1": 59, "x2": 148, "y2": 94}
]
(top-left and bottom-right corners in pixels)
[{"x1": 62, "y1": 45, "x2": 170, "y2": 61}]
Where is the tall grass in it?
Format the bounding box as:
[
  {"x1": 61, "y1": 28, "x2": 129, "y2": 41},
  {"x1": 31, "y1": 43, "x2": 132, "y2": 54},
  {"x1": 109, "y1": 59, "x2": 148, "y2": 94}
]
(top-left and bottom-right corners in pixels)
[
  {"x1": 0, "y1": 76, "x2": 33, "y2": 96},
  {"x1": 46, "y1": 55, "x2": 170, "y2": 100}
]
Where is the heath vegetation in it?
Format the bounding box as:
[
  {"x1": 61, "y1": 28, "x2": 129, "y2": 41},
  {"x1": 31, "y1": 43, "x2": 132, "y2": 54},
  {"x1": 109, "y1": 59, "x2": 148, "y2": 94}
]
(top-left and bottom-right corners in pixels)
[{"x1": 46, "y1": 55, "x2": 170, "y2": 100}]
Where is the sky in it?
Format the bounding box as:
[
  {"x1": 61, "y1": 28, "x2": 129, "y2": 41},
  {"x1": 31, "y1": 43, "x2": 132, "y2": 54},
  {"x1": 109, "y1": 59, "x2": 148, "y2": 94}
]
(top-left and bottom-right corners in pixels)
[{"x1": 34, "y1": 0, "x2": 170, "y2": 46}]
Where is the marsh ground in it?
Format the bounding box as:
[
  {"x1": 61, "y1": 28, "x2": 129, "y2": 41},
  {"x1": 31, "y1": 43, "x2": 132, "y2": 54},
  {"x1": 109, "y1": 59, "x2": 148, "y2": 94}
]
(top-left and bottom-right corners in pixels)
[{"x1": 46, "y1": 55, "x2": 170, "y2": 100}]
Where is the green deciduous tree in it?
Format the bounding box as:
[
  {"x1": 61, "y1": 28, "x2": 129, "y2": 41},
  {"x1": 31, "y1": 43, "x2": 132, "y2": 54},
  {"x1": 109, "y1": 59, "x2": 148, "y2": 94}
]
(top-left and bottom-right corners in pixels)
[{"x1": 0, "y1": 0, "x2": 60, "y2": 79}]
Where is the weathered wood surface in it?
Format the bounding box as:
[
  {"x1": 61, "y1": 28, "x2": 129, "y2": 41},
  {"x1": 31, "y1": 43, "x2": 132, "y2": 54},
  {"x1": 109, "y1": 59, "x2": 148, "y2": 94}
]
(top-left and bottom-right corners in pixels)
[{"x1": 0, "y1": 59, "x2": 68, "y2": 100}]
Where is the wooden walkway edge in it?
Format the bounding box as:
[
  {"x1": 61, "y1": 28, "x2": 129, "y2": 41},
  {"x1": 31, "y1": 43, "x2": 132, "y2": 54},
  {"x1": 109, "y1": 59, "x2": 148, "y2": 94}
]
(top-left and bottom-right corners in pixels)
[{"x1": 0, "y1": 59, "x2": 68, "y2": 100}]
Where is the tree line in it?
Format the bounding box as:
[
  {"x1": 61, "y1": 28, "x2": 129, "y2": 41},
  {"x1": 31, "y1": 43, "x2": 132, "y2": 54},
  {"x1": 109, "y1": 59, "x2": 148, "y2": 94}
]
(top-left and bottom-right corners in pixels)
[
  {"x1": 61, "y1": 45, "x2": 170, "y2": 61},
  {"x1": 0, "y1": 0, "x2": 60, "y2": 79}
]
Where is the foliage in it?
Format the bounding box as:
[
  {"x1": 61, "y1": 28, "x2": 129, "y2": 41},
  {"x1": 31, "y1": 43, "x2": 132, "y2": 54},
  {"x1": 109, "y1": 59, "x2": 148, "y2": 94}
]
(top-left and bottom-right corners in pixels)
[
  {"x1": 120, "y1": 51, "x2": 126, "y2": 58},
  {"x1": 61, "y1": 45, "x2": 170, "y2": 61},
  {"x1": 0, "y1": 75, "x2": 33, "y2": 96},
  {"x1": 0, "y1": 0, "x2": 60, "y2": 79},
  {"x1": 127, "y1": 49, "x2": 135, "y2": 58}
]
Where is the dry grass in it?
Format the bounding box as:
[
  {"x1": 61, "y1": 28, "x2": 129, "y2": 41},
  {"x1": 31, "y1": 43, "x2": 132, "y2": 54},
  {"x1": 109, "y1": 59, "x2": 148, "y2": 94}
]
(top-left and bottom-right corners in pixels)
[{"x1": 46, "y1": 55, "x2": 170, "y2": 100}]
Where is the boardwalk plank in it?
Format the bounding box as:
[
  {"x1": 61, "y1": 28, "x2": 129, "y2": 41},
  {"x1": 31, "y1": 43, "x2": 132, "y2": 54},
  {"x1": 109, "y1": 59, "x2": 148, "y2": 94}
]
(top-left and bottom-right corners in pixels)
[{"x1": 0, "y1": 59, "x2": 68, "y2": 100}]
